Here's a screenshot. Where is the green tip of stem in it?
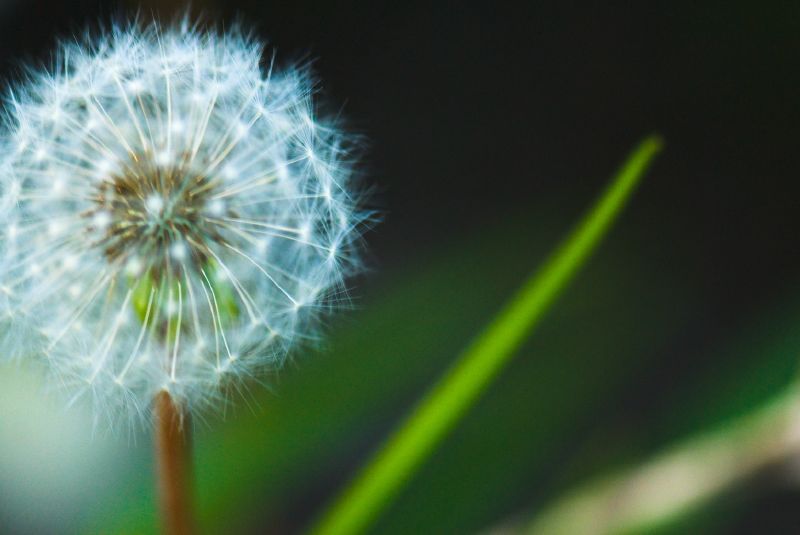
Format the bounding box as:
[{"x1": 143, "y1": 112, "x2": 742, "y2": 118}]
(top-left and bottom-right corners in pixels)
[{"x1": 645, "y1": 133, "x2": 665, "y2": 151}]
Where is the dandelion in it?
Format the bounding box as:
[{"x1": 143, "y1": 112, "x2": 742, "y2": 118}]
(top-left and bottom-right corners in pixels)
[{"x1": 0, "y1": 19, "x2": 366, "y2": 532}]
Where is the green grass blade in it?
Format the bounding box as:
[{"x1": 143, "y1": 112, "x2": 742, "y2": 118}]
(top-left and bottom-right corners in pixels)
[{"x1": 310, "y1": 135, "x2": 664, "y2": 535}]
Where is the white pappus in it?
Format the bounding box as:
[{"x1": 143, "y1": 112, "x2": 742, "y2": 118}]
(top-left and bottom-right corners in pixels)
[{"x1": 0, "y1": 20, "x2": 367, "y2": 426}]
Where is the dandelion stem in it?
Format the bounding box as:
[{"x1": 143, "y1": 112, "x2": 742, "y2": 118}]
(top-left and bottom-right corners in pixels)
[{"x1": 155, "y1": 390, "x2": 195, "y2": 535}]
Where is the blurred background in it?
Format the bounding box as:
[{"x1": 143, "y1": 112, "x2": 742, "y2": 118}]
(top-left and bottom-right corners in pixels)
[{"x1": 0, "y1": 1, "x2": 798, "y2": 533}]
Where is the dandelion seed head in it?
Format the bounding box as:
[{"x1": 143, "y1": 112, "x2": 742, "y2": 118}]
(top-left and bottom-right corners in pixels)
[{"x1": 0, "y1": 20, "x2": 368, "y2": 426}]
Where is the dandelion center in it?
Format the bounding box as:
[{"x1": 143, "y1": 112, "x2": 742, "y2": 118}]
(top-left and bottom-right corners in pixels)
[{"x1": 87, "y1": 151, "x2": 227, "y2": 274}]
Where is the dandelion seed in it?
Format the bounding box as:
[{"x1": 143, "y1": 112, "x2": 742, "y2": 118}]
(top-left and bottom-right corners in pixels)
[{"x1": 0, "y1": 20, "x2": 368, "y2": 425}]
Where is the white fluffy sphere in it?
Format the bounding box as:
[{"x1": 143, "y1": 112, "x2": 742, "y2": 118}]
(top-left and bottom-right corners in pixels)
[{"x1": 0, "y1": 21, "x2": 366, "y2": 425}]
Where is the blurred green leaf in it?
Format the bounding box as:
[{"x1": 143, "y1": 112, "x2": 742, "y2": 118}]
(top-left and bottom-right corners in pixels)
[
  {"x1": 524, "y1": 385, "x2": 799, "y2": 535},
  {"x1": 492, "y1": 275, "x2": 800, "y2": 534}
]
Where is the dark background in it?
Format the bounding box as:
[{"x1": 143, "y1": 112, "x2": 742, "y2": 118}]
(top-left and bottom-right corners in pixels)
[
  {"x1": 0, "y1": 1, "x2": 798, "y2": 533},
  {"x1": 4, "y1": 2, "x2": 798, "y2": 286}
]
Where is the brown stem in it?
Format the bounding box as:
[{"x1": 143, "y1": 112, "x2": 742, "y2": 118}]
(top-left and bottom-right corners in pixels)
[{"x1": 155, "y1": 390, "x2": 195, "y2": 535}]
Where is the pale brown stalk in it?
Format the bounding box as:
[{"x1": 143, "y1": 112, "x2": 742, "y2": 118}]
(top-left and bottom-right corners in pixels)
[{"x1": 155, "y1": 390, "x2": 195, "y2": 535}]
